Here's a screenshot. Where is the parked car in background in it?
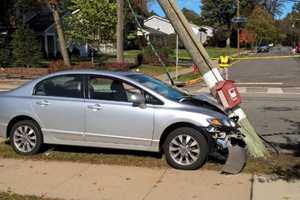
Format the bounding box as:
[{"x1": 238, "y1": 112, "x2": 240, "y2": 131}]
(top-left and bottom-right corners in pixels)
[
  {"x1": 257, "y1": 44, "x2": 270, "y2": 53},
  {"x1": 0, "y1": 70, "x2": 243, "y2": 170},
  {"x1": 296, "y1": 43, "x2": 300, "y2": 53}
]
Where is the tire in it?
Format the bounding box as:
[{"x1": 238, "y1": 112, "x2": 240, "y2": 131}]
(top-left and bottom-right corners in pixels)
[
  {"x1": 163, "y1": 127, "x2": 209, "y2": 170},
  {"x1": 10, "y1": 120, "x2": 43, "y2": 155}
]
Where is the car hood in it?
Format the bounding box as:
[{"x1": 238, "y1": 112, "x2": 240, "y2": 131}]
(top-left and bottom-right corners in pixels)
[{"x1": 178, "y1": 94, "x2": 228, "y2": 119}]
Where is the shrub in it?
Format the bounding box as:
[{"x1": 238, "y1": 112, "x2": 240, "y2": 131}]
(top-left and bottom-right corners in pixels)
[
  {"x1": 10, "y1": 26, "x2": 43, "y2": 67},
  {"x1": 0, "y1": 37, "x2": 9, "y2": 67},
  {"x1": 140, "y1": 34, "x2": 175, "y2": 65}
]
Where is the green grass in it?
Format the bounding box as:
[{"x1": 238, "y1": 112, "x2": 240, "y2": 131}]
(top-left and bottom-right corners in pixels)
[
  {"x1": 0, "y1": 192, "x2": 61, "y2": 200},
  {"x1": 0, "y1": 141, "x2": 167, "y2": 168},
  {"x1": 131, "y1": 65, "x2": 184, "y2": 76},
  {"x1": 0, "y1": 141, "x2": 299, "y2": 180},
  {"x1": 170, "y1": 47, "x2": 241, "y2": 61},
  {"x1": 124, "y1": 50, "x2": 142, "y2": 59},
  {"x1": 124, "y1": 47, "x2": 241, "y2": 63}
]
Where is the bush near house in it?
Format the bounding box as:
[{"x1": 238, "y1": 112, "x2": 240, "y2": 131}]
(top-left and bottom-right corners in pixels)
[
  {"x1": 10, "y1": 26, "x2": 42, "y2": 67},
  {"x1": 140, "y1": 34, "x2": 175, "y2": 65},
  {"x1": 0, "y1": 37, "x2": 9, "y2": 67}
]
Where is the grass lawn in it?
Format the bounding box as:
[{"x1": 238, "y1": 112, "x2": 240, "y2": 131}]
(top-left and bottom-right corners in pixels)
[
  {"x1": 0, "y1": 141, "x2": 299, "y2": 180},
  {"x1": 0, "y1": 192, "x2": 61, "y2": 200},
  {"x1": 131, "y1": 65, "x2": 185, "y2": 76},
  {"x1": 124, "y1": 50, "x2": 142, "y2": 59},
  {"x1": 170, "y1": 47, "x2": 240, "y2": 60},
  {"x1": 124, "y1": 47, "x2": 240, "y2": 63}
]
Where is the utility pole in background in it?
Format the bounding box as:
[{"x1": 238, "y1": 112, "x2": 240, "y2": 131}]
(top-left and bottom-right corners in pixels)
[
  {"x1": 157, "y1": 0, "x2": 267, "y2": 158},
  {"x1": 237, "y1": 0, "x2": 240, "y2": 56},
  {"x1": 116, "y1": 0, "x2": 125, "y2": 63},
  {"x1": 291, "y1": 18, "x2": 300, "y2": 48}
]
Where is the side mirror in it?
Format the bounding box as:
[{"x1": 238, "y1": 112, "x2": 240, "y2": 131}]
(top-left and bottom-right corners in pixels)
[{"x1": 130, "y1": 94, "x2": 146, "y2": 108}]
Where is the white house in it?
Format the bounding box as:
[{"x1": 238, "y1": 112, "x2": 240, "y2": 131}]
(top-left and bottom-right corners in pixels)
[{"x1": 140, "y1": 15, "x2": 214, "y2": 44}]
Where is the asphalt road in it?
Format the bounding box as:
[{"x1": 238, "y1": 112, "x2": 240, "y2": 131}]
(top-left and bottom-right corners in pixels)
[
  {"x1": 229, "y1": 46, "x2": 300, "y2": 87},
  {"x1": 241, "y1": 93, "x2": 300, "y2": 155}
]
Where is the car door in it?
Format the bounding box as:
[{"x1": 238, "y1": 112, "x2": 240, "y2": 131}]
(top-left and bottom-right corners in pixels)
[
  {"x1": 32, "y1": 74, "x2": 85, "y2": 142},
  {"x1": 84, "y1": 75, "x2": 154, "y2": 146}
]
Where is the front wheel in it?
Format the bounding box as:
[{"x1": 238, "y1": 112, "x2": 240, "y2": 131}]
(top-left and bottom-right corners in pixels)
[
  {"x1": 10, "y1": 120, "x2": 43, "y2": 155},
  {"x1": 163, "y1": 127, "x2": 209, "y2": 170}
]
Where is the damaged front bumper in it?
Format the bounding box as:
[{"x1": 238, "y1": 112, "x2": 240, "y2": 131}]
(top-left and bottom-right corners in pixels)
[{"x1": 207, "y1": 122, "x2": 248, "y2": 174}]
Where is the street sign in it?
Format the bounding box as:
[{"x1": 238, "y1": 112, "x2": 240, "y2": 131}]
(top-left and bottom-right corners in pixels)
[{"x1": 232, "y1": 16, "x2": 247, "y2": 24}]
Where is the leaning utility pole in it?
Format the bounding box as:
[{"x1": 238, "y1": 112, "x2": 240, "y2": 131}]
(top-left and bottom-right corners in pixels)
[
  {"x1": 116, "y1": 0, "x2": 125, "y2": 63},
  {"x1": 157, "y1": 0, "x2": 267, "y2": 157},
  {"x1": 237, "y1": 0, "x2": 240, "y2": 56}
]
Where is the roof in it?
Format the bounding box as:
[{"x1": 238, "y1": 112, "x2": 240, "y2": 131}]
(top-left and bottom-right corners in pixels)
[
  {"x1": 144, "y1": 15, "x2": 171, "y2": 24},
  {"x1": 27, "y1": 11, "x2": 54, "y2": 33},
  {"x1": 137, "y1": 27, "x2": 168, "y2": 36}
]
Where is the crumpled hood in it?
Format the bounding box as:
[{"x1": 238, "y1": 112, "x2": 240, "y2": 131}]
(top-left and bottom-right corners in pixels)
[
  {"x1": 193, "y1": 93, "x2": 225, "y2": 113},
  {"x1": 177, "y1": 101, "x2": 228, "y2": 121}
]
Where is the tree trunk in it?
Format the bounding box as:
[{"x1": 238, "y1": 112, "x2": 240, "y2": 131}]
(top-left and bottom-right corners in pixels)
[
  {"x1": 116, "y1": 0, "x2": 124, "y2": 63},
  {"x1": 50, "y1": 3, "x2": 71, "y2": 67}
]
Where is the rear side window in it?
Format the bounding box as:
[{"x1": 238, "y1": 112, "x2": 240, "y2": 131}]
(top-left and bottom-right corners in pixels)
[{"x1": 34, "y1": 75, "x2": 83, "y2": 98}]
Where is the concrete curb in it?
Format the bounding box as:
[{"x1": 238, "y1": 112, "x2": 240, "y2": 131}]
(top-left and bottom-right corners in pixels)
[{"x1": 185, "y1": 77, "x2": 203, "y2": 86}]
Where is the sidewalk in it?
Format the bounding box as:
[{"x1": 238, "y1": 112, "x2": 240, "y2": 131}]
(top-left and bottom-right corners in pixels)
[
  {"x1": 0, "y1": 158, "x2": 251, "y2": 200},
  {"x1": 0, "y1": 158, "x2": 299, "y2": 200}
]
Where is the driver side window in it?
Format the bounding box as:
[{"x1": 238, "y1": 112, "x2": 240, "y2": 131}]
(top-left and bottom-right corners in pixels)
[
  {"x1": 88, "y1": 76, "x2": 142, "y2": 102},
  {"x1": 88, "y1": 76, "x2": 162, "y2": 105}
]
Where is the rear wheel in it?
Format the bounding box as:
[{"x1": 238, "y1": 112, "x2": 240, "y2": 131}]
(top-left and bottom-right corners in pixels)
[
  {"x1": 10, "y1": 120, "x2": 43, "y2": 155},
  {"x1": 163, "y1": 127, "x2": 209, "y2": 170}
]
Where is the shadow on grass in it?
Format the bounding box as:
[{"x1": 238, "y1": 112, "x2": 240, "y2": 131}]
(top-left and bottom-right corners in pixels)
[
  {"x1": 1, "y1": 140, "x2": 226, "y2": 170},
  {"x1": 1, "y1": 140, "x2": 166, "y2": 168},
  {"x1": 272, "y1": 164, "x2": 300, "y2": 182}
]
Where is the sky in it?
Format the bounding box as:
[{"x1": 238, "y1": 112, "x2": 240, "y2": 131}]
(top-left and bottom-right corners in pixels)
[{"x1": 149, "y1": 0, "x2": 296, "y2": 19}]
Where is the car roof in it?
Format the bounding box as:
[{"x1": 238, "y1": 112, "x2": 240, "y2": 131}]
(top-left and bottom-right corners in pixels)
[{"x1": 46, "y1": 69, "x2": 141, "y2": 77}]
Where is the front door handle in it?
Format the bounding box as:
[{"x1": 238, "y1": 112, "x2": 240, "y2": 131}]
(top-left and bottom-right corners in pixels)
[
  {"x1": 87, "y1": 104, "x2": 103, "y2": 111},
  {"x1": 36, "y1": 100, "x2": 51, "y2": 107}
]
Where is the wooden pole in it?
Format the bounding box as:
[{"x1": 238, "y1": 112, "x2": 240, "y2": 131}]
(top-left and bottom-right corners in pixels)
[
  {"x1": 116, "y1": 0, "x2": 124, "y2": 63},
  {"x1": 237, "y1": 0, "x2": 240, "y2": 56}
]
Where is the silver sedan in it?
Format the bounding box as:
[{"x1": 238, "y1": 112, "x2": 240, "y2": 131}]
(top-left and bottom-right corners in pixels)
[{"x1": 0, "y1": 70, "x2": 238, "y2": 170}]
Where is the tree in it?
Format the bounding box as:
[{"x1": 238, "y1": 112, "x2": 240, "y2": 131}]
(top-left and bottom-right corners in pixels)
[
  {"x1": 182, "y1": 8, "x2": 202, "y2": 26},
  {"x1": 10, "y1": 26, "x2": 42, "y2": 67},
  {"x1": 49, "y1": 0, "x2": 71, "y2": 67},
  {"x1": 200, "y1": 0, "x2": 257, "y2": 47},
  {"x1": 65, "y1": 0, "x2": 117, "y2": 51},
  {"x1": 0, "y1": 37, "x2": 9, "y2": 67},
  {"x1": 278, "y1": 2, "x2": 300, "y2": 46},
  {"x1": 124, "y1": 0, "x2": 151, "y2": 50},
  {"x1": 259, "y1": 0, "x2": 285, "y2": 16},
  {"x1": 246, "y1": 5, "x2": 280, "y2": 45}
]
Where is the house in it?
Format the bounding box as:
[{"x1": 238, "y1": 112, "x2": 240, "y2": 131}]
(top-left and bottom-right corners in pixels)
[
  {"x1": 140, "y1": 15, "x2": 214, "y2": 44},
  {"x1": 26, "y1": 9, "x2": 96, "y2": 58}
]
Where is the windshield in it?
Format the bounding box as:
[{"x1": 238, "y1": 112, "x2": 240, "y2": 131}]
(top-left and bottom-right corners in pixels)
[{"x1": 127, "y1": 74, "x2": 189, "y2": 101}]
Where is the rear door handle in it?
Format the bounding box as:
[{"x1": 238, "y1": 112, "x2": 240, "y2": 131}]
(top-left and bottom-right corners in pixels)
[
  {"x1": 87, "y1": 104, "x2": 103, "y2": 111},
  {"x1": 36, "y1": 100, "x2": 51, "y2": 107}
]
